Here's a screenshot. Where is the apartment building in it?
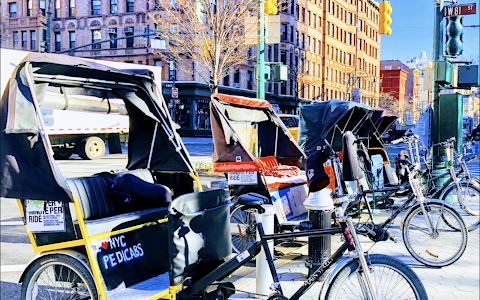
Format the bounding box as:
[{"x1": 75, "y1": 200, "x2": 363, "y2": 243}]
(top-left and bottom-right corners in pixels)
[{"x1": 2, "y1": 0, "x2": 381, "y2": 134}]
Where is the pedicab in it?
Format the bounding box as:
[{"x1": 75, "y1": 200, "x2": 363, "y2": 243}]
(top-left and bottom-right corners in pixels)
[
  {"x1": 0, "y1": 52, "x2": 235, "y2": 300},
  {"x1": 209, "y1": 93, "x2": 309, "y2": 253}
]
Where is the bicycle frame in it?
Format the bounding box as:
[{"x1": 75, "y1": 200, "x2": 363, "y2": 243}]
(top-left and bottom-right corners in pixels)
[{"x1": 178, "y1": 205, "x2": 380, "y2": 300}]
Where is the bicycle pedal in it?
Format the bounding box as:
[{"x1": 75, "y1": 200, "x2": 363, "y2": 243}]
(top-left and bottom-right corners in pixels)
[{"x1": 389, "y1": 234, "x2": 398, "y2": 243}]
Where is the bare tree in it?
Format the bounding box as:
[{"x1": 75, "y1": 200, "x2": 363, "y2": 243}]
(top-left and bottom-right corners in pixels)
[
  {"x1": 378, "y1": 92, "x2": 399, "y2": 114},
  {"x1": 149, "y1": 0, "x2": 258, "y2": 92},
  {"x1": 290, "y1": 55, "x2": 322, "y2": 102}
]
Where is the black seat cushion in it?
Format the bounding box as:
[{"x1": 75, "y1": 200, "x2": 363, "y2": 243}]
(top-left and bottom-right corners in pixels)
[
  {"x1": 112, "y1": 174, "x2": 172, "y2": 210},
  {"x1": 66, "y1": 176, "x2": 116, "y2": 220}
]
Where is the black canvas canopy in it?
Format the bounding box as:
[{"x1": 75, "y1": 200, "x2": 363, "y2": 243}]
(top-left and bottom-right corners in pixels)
[
  {"x1": 298, "y1": 99, "x2": 371, "y2": 155},
  {"x1": 357, "y1": 108, "x2": 397, "y2": 148},
  {"x1": 1, "y1": 52, "x2": 194, "y2": 202}
]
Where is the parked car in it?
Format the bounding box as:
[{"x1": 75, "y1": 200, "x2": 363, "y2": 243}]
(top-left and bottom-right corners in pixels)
[{"x1": 279, "y1": 114, "x2": 300, "y2": 141}]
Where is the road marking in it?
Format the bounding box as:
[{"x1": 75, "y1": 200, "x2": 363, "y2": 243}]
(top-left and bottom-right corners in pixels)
[
  {"x1": 0, "y1": 221, "x2": 24, "y2": 226},
  {"x1": 1, "y1": 264, "x2": 28, "y2": 273}
]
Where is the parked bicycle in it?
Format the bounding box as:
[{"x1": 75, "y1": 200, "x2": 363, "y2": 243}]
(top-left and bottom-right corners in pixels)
[{"x1": 355, "y1": 134, "x2": 469, "y2": 267}]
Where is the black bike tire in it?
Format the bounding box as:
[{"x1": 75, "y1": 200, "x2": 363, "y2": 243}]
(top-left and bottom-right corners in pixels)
[
  {"x1": 20, "y1": 254, "x2": 98, "y2": 300},
  {"x1": 402, "y1": 203, "x2": 468, "y2": 267},
  {"x1": 440, "y1": 181, "x2": 480, "y2": 231},
  {"x1": 230, "y1": 203, "x2": 257, "y2": 254},
  {"x1": 323, "y1": 254, "x2": 428, "y2": 300}
]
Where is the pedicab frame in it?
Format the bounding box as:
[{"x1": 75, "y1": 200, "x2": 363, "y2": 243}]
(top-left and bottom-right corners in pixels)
[{"x1": 0, "y1": 52, "x2": 203, "y2": 300}]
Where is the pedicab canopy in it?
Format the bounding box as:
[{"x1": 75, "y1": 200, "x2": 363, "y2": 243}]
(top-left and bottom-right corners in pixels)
[
  {"x1": 1, "y1": 52, "x2": 194, "y2": 202},
  {"x1": 298, "y1": 99, "x2": 371, "y2": 156},
  {"x1": 357, "y1": 108, "x2": 397, "y2": 148},
  {"x1": 210, "y1": 93, "x2": 305, "y2": 172}
]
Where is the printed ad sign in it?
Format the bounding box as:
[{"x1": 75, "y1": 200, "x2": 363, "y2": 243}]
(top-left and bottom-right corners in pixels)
[{"x1": 26, "y1": 200, "x2": 65, "y2": 232}]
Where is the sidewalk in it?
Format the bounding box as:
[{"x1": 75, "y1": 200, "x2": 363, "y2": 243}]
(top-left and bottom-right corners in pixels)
[{"x1": 227, "y1": 208, "x2": 480, "y2": 300}]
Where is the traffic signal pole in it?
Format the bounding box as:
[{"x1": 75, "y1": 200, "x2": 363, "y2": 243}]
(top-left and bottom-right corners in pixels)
[
  {"x1": 257, "y1": 0, "x2": 266, "y2": 100},
  {"x1": 432, "y1": 0, "x2": 445, "y2": 185}
]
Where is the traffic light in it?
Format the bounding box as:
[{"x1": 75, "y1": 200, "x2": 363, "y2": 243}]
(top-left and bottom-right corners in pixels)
[
  {"x1": 39, "y1": 41, "x2": 47, "y2": 53},
  {"x1": 379, "y1": 1, "x2": 392, "y2": 35},
  {"x1": 264, "y1": 0, "x2": 278, "y2": 16},
  {"x1": 203, "y1": 39, "x2": 212, "y2": 58},
  {"x1": 445, "y1": 16, "x2": 463, "y2": 56}
]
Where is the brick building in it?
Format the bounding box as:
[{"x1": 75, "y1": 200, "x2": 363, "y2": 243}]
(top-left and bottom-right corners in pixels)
[{"x1": 2, "y1": 0, "x2": 381, "y2": 135}]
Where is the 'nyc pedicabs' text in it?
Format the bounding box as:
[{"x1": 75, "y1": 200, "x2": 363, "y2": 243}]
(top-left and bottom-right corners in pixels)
[{"x1": 98, "y1": 235, "x2": 144, "y2": 269}]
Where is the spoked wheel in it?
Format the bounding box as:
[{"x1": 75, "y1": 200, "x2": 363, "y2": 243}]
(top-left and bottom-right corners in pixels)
[
  {"x1": 441, "y1": 182, "x2": 480, "y2": 231},
  {"x1": 402, "y1": 203, "x2": 468, "y2": 267},
  {"x1": 230, "y1": 203, "x2": 257, "y2": 254},
  {"x1": 323, "y1": 254, "x2": 428, "y2": 300},
  {"x1": 21, "y1": 254, "x2": 98, "y2": 300}
]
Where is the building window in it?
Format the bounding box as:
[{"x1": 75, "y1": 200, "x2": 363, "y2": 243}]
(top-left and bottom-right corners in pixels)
[
  {"x1": 126, "y1": 31, "x2": 134, "y2": 48},
  {"x1": 9, "y1": 2, "x2": 17, "y2": 18},
  {"x1": 295, "y1": 30, "x2": 299, "y2": 46},
  {"x1": 290, "y1": 25, "x2": 294, "y2": 42},
  {"x1": 69, "y1": 31, "x2": 75, "y2": 48},
  {"x1": 126, "y1": 0, "x2": 134, "y2": 12},
  {"x1": 109, "y1": 29, "x2": 117, "y2": 48},
  {"x1": 30, "y1": 30, "x2": 36, "y2": 50},
  {"x1": 91, "y1": 0, "x2": 101, "y2": 15},
  {"x1": 281, "y1": 24, "x2": 287, "y2": 41},
  {"x1": 69, "y1": 0, "x2": 75, "y2": 16},
  {"x1": 223, "y1": 72, "x2": 230, "y2": 86},
  {"x1": 247, "y1": 71, "x2": 253, "y2": 90},
  {"x1": 39, "y1": 0, "x2": 46, "y2": 15},
  {"x1": 13, "y1": 31, "x2": 18, "y2": 48},
  {"x1": 281, "y1": 81, "x2": 286, "y2": 94},
  {"x1": 27, "y1": 0, "x2": 32, "y2": 16},
  {"x1": 21, "y1": 31, "x2": 27, "y2": 49},
  {"x1": 301, "y1": 7, "x2": 305, "y2": 23},
  {"x1": 234, "y1": 69, "x2": 240, "y2": 85},
  {"x1": 168, "y1": 60, "x2": 176, "y2": 81},
  {"x1": 295, "y1": 4, "x2": 299, "y2": 19},
  {"x1": 110, "y1": 0, "x2": 117, "y2": 13},
  {"x1": 281, "y1": 51, "x2": 286, "y2": 65},
  {"x1": 92, "y1": 29, "x2": 101, "y2": 49},
  {"x1": 54, "y1": 32, "x2": 61, "y2": 51},
  {"x1": 55, "y1": 0, "x2": 60, "y2": 18},
  {"x1": 290, "y1": 0, "x2": 294, "y2": 15},
  {"x1": 301, "y1": 33, "x2": 305, "y2": 49}
]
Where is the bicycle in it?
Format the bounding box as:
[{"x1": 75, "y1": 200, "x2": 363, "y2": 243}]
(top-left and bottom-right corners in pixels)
[
  {"x1": 217, "y1": 133, "x2": 427, "y2": 300},
  {"x1": 355, "y1": 135, "x2": 468, "y2": 267},
  {"x1": 412, "y1": 137, "x2": 480, "y2": 231}
]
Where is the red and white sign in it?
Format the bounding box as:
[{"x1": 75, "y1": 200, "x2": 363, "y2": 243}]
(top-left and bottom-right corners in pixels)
[
  {"x1": 171, "y1": 87, "x2": 179, "y2": 98},
  {"x1": 444, "y1": 3, "x2": 476, "y2": 17}
]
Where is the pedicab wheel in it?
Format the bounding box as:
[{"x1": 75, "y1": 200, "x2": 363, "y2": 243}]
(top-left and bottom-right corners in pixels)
[
  {"x1": 323, "y1": 254, "x2": 427, "y2": 300},
  {"x1": 77, "y1": 137, "x2": 105, "y2": 160},
  {"x1": 20, "y1": 254, "x2": 98, "y2": 300},
  {"x1": 402, "y1": 203, "x2": 468, "y2": 267},
  {"x1": 230, "y1": 203, "x2": 257, "y2": 254},
  {"x1": 53, "y1": 148, "x2": 74, "y2": 160}
]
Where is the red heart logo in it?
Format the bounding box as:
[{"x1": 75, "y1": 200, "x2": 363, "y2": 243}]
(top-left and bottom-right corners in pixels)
[{"x1": 101, "y1": 241, "x2": 109, "y2": 249}]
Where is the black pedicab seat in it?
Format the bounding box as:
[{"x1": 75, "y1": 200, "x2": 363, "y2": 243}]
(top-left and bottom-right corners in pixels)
[{"x1": 67, "y1": 169, "x2": 171, "y2": 236}]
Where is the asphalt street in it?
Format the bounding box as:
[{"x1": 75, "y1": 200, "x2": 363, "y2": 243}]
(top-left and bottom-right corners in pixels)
[{"x1": 1, "y1": 138, "x2": 479, "y2": 299}]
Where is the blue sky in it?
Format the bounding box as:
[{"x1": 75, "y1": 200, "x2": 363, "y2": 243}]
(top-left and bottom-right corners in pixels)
[{"x1": 380, "y1": 0, "x2": 480, "y2": 63}]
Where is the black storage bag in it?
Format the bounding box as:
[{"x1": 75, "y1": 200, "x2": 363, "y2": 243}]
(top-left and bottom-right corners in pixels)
[{"x1": 168, "y1": 189, "x2": 231, "y2": 286}]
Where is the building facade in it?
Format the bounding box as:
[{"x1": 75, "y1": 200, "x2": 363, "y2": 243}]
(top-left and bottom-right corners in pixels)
[{"x1": 2, "y1": 0, "x2": 381, "y2": 135}]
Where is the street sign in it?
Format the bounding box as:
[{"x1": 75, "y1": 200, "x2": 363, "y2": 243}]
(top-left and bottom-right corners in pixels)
[
  {"x1": 444, "y1": 3, "x2": 476, "y2": 17},
  {"x1": 174, "y1": 99, "x2": 181, "y2": 104},
  {"x1": 171, "y1": 87, "x2": 179, "y2": 98}
]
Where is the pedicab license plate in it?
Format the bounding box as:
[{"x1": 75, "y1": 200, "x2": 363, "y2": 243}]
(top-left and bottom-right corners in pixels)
[{"x1": 228, "y1": 171, "x2": 258, "y2": 185}]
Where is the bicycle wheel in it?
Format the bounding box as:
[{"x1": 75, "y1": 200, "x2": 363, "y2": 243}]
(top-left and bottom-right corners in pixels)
[
  {"x1": 21, "y1": 254, "x2": 98, "y2": 300},
  {"x1": 402, "y1": 203, "x2": 468, "y2": 267},
  {"x1": 441, "y1": 182, "x2": 480, "y2": 231},
  {"x1": 323, "y1": 254, "x2": 427, "y2": 300},
  {"x1": 230, "y1": 203, "x2": 257, "y2": 254}
]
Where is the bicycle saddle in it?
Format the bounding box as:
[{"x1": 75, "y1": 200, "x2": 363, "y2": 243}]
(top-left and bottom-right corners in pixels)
[{"x1": 237, "y1": 193, "x2": 268, "y2": 213}]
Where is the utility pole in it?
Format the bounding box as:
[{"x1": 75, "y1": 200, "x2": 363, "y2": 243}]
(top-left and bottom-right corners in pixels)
[
  {"x1": 257, "y1": 0, "x2": 266, "y2": 100},
  {"x1": 431, "y1": 0, "x2": 444, "y2": 182}
]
